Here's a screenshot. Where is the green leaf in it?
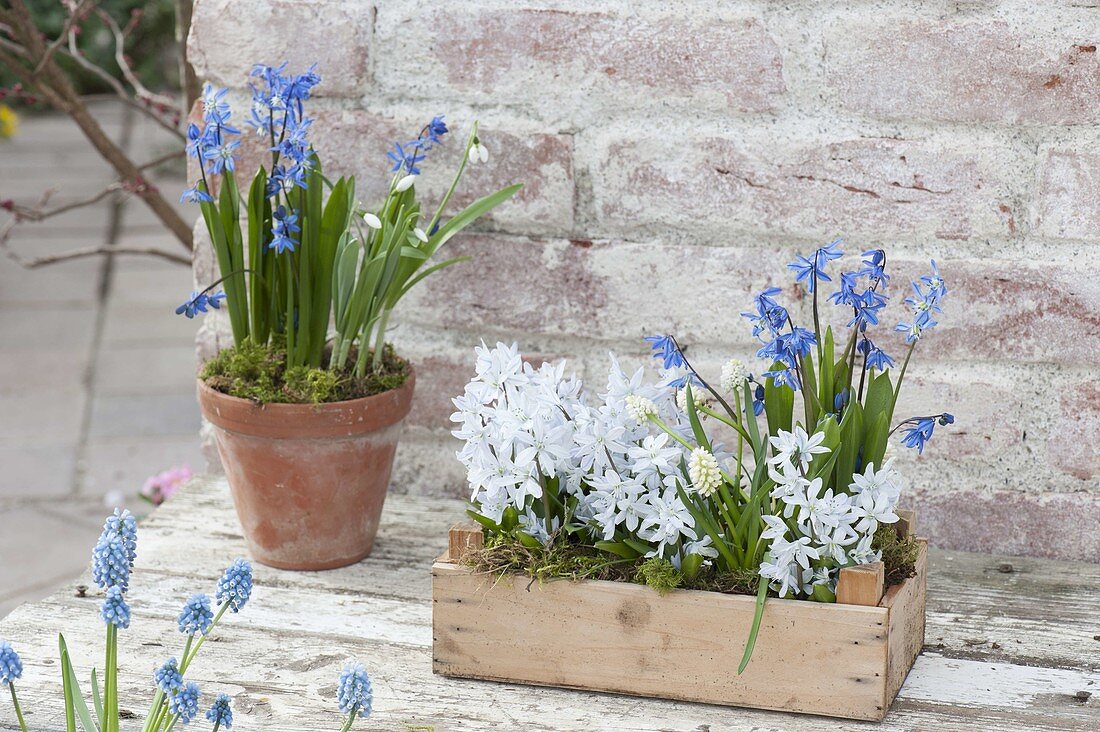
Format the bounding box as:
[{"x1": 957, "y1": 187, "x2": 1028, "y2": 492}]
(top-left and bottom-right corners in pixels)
[
  {"x1": 738, "y1": 579, "x2": 769, "y2": 674},
  {"x1": 624, "y1": 538, "x2": 655, "y2": 556},
  {"x1": 742, "y1": 381, "x2": 762, "y2": 455},
  {"x1": 834, "y1": 401, "x2": 864, "y2": 490},
  {"x1": 680, "y1": 553, "x2": 704, "y2": 580},
  {"x1": 516, "y1": 532, "x2": 542, "y2": 549},
  {"x1": 59, "y1": 634, "x2": 99, "y2": 732},
  {"x1": 684, "y1": 384, "x2": 712, "y2": 451},
  {"x1": 763, "y1": 363, "x2": 794, "y2": 436},
  {"x1": 60, "y1": 635, "x2": 77, "y2": 732},
  {"x1": 90, "y1": 669, "x2": 104, "y2": 729},
  {"x1": 863, "y1": 412, "x2": 890, "y2": 472},
  {"x1": 819, "y1": 327, "x2": 836, "y2": 413},
  {"x1": 594, "y1": 541, "x2": 642, "y2": 560},
  {"x1": 464, "y1": 509, "x2": 499, "y2": 532},
  {"x1": 430, "y1": 184, "x2": 522, "y2": 249}
]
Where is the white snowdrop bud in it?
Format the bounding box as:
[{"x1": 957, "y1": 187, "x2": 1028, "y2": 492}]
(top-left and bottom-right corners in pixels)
[
  {"x1": 688, "y1": 447, "x2": 722, "y2": 498},
  {"x1": 395, "y1": 174, "x2": 417, "y2": 192},
  {"x1": 363, "y1": 213, "x2": 382, "y2": 230},
  {"x1": 720, "y1": 359, "x2": 747, "y2": 393},
  {"x1": 413, "y1": 227, "x2": 429, "y2": 243},
  {"x1": 469, "y1": 142, "x2": 489, "y2": 164},
  {"x1": 624, "y1": 394, "x2": 657, "y2": 423}
]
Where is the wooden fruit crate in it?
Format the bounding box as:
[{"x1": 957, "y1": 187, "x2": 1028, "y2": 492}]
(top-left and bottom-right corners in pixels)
[{"x1": 432, "y1": 514, "x2": 927, "y2": 722}]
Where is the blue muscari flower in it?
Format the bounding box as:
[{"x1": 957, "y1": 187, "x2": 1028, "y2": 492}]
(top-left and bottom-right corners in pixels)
[
  {"x1": 92, "y1": 508, "x2": 137, "y2": 592},
  {"x1": 216, "y1": 559, "x2": 253, "y2": 613},
  {"x1": 336, "y1": 662, "x2": 373, "y2": 718},
  {"x1": 206, "y1": 693, "x2": 234, "y2": 728},
  {"x1": 100, "y1": 586, "x2": 131, "y2": 629},
  {"x1": 269, "y1": 205, "x2": 301, "y2": 254},
  {"x1": 0, "y1": 641, "x2": 22, "y2": 686},
  {"x1": 169, "y1": 681, "x2": 201, "y2": 724},
  {"x1": 643, "y1": 334, "x2": 684, "y2": 370},
  {"x1": 741, "y1": 287, "x2": 788, "y2": 338},
  {"x1": 178, "y1": 594, "x2": 214, "y2": 635},
  {"x1": 387, "y1": 141, "x2": 426, "y2": 175},
  {"x1": 154, "y1": 657, "x2": 183, "y2": 693},
  {"x1": 179, "y1": 186, "x2": 215, "y2": 205}
]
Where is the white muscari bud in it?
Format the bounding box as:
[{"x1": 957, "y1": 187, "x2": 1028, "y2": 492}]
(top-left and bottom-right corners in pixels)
[
  {"x1": 688, "y1": 447, "x2": 721, "y2": 498},
  {"x1": 413, "y1": 227, "x2": 429, "y2": 243},
  {"x1": 721, "y1": 358, "x2": 747, "y2": 393},
  {"x1": 363, "y1": 213, "x2": 382, "y2": 230},
  {"x1": 395, "y1": 173, "x2": 417, "y2": 192},
  {"x1": 624, "y1": 394, "x2": 657, "y2": 423},
  {"x1": 676, "y1": 386, "x2": 706, "y2": 413}
]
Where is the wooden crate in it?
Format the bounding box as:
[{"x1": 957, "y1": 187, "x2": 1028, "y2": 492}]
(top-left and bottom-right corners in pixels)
[{"x1": 432, "y1": 523, "x2": 927, "y2": 722}]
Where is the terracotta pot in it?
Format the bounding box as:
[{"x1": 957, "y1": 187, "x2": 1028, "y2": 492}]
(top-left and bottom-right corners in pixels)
[{"x1": 196, "y1": 369, "x2": 415, "y2": 571}]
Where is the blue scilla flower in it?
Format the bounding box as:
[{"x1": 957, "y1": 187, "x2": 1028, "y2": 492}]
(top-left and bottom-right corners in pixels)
[
  {"x1": 741, "y1": 287, "x2": 788, "y2": 339},
  {"x1": 201, "y1": 83, "x2": 231, "y2": 122},
  {"x1": 206, "y1": 693, "x2": 234, "y2": 728},
  {"x1": 202, "y1": 140, "x2": 241, "y2": 176},
  {"x1": 175, "y1": 290, "x2": 224, "y2": 318},
  {"x1": 899, "y1": 413, "x2": 953, "y2": 455},
  {"x1": 169, "y1": 681, "x2": 201, "y2": 724},
  {"x1": 269, "y1": 205, "x2": 301, "y2": 254},
  {"x1": 752, "y1": 383, "x2": 765, "y2": 416},
  {"x1": 387, "y1": 140, "x2": 426, "y2": 175},
  {"x1": 100, "y1": 586, "x2": 131, "y2": 629},
  {"x1": 426, "y1": 115, "x2": 448, "y2": 145},
  {"x1": 178, "y1": 594, "x2": 214, "y2": 635},
  {"x1": 216, "y1": 559, "x2": 253, "y2": 613},
  {"x1": 788, "y1": 238, "x2": 844, "y2": 293},
  {"x1": 847, "y1": 287, "x2": 888, "y2": 329},
  {"x1": 643, "y1": 334, "x2": 684, "y2": 370},
  {"x1": 667, "y1": 371, "x2": 701, "y2": 389},
  {"x1": 920, "y1": 259, "x2": 947, "y2": 299},
  {"x1": 154, "y1": 657, "x2": 183, "y2": 693},
  {"x1": 0, "y1": 641, "x2": 22, "y2": 686},
  {"x1": 763, "y1": 365, "x2": 801, "y2": 391},
  {"x1": 336, "y1": 662, "x2": 373, "y2": 718},
  {"x1": 859, "y1": 249, "x2": 890, "y2": 285},
  {"x1": 179, "y1": 186, "x2": 215, "y2": 205},
  {"x1": 834, "y1": 388, "x2": 850, "y2": 412}
]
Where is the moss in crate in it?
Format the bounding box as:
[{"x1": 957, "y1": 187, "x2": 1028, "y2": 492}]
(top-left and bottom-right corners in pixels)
[
  {"x1": 467, "y1": 522, "x2": 919, "y2": 599},
  {"x1": 201, "y1": 339, "x2": 409, "y2": 404},
  {"x1": 874, "y1": 524, "x2": 921, "y2": 586}
]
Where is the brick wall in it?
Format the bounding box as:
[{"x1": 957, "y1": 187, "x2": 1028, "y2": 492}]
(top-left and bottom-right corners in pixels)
[{"x1": 188, "y1": 0, "x2": 1100, "y2": 562}]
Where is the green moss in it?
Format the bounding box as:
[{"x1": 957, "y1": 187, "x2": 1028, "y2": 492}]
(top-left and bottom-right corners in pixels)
[
  {"x1": 201, "y1": 340, "x2": 409, "y2": 405},
  {"x1": 874, "y1": 523, "x2": 921, "y2": 586},
  {"x1": 635, "y1": 557, "x2": 682, "y2": 595}
]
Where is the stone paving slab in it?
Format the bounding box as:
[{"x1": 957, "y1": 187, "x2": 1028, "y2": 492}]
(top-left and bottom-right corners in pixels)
[{"x1": 0, "y1": 105, "x2": 201, "y2": 619}]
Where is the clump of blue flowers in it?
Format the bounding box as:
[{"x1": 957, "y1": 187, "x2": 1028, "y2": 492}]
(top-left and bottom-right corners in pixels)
[
  {"x1": 0, "y1": 641, "x2": 25, "y2": 730},
  {"x1": 216, "y1": 558, "x2": 253, "y2": 613},
  {"x1": 337, "y1": 661, "x2": 373, "y2": 728},
  {"x1": 205, "y1": 693, "x2": 233, "y2": 730}
]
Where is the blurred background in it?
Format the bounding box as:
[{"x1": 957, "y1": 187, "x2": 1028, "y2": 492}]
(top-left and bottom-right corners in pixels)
[{"x1": 0, "y1": 0, "x2": 198, "y2": 616}]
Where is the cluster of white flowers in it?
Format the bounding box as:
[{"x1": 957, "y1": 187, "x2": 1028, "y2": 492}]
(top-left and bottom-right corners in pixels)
[
  {"x1": 758, "y1": 427, "x2": 902, "y2": 598},
  {"x1": 451, "y1": 342, "x2": 719, "y2": 566}
]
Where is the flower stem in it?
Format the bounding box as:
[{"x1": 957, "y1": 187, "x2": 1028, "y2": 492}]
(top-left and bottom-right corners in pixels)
[
  {"x1": 339, "y1": 707, "x2": 359, "y2": 732},
  {"x1": 9, "y1": 683, "x2": 28, "y2": 732},
  {"x1": 182, "y1": 604, "x2": 229, "y2": 672}
]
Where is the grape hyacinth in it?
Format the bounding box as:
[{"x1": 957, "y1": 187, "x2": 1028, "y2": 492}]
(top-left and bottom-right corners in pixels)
[
  {"x1": 336, "y1": 662, "x2": 373, "y2": 720},
  {"x1": 154, "y1": 657, "x2": 183, "y2": 693},
  {"x1": 177, "y1": 594, "x2": 214, "y2": 636},
  {"x1": 100, "y1": 586, "x2": 132, "y2": 629},
  {"x1": 168, "y1": 681, "x2": 201, "y2": 724},
  {"x1": 216, "y1": 559, "x2": 253, "y2": 613},
  {"x1": 0, "y1": 641, "x2": 22, "y2": 686},
  {"x1": 205, "y1": 693, "x2": 233, "y2": 729},
  {"x1": 92, "y1": 508, "x2": 137, "y2": 592}
]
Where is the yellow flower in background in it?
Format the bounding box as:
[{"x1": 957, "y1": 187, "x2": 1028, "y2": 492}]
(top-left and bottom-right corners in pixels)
[{"x1": 0, "y1": 104, "x2": 18, "y2": 139}]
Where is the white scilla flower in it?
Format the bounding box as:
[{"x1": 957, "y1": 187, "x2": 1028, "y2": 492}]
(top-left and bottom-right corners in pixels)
[
  {"x1": 687, "y1": 447, "x2": 721, "y2": 497},
  {"x1": 624, "y1": 394, "x2": 657, "y2": 423},
  {"x1": 395, "y1": 174, "x2": 417, "y2": 192},
  {"x1": 720, "y1": 359, "x2": 747, "y2": 393},
  {"x1": 363, "y1": 212, "x2": 382, "y2": 229},
  {"x1": 768, "y1": 426, "x2": 830, "y2": 472}
]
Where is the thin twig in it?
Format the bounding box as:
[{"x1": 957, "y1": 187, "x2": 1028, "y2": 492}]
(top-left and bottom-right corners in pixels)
[
  {"x1": 5, "y1": 244, "x2": 191, "y2": 268},
  {"x1": 32, "y1": 0, "x2": 95, "y2": 76}
]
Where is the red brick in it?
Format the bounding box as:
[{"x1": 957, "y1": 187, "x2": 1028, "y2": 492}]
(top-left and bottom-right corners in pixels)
[
  {"x1": 1049, "y1": 382, "x2": 1100, "y2": 481},
  {"x1": 1034, "y1": 150, "x2": 1100, "y2": 239},
  {"x1": 188, "y1": 0, "x2": 371, "y2": 96},
  {"x1": 912, "y1": 488, "x2": 1100, "y2": 562},
  {"x1": 593, "y1": 135, "x2": 1015, "y2": 242},
  {"x1": 825, "y1": 20, "x2": 1100, "y2": 124},
  {"x1": 377, "y1": 7, "x2": 785, "y2": 114}
]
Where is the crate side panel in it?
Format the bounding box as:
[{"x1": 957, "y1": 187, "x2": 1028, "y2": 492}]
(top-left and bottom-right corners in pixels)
[
  {"x1": 883, "y1": 539, "x2": 929, "y2": 708},
  {"x1": 433, "y1": 562, "x2": 891, "y2": 720}
]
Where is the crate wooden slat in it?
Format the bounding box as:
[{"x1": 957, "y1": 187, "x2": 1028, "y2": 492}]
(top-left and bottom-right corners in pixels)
[{"x1": 433, "y1": 538, "x2": 928, "y2": 721}]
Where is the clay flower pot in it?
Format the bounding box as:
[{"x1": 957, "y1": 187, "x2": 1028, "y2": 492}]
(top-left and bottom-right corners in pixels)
[{"x1": 197, "y1": 370, "x2": 415, "y2": 571}]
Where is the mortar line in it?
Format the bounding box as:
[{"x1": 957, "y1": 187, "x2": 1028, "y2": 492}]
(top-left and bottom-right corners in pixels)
[{"x1": 71, "y1": 102, "x2": 136, "y2": 497}]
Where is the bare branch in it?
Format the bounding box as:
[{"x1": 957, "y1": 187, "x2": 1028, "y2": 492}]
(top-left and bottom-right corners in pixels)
[
  {"x1": 6, "y1": 244, "x2": 191, "y2": 268},
  {"x1": 137, "y1": 149, "x2": 186, "y2": 171},
  {"x1": 33, "y1": 0, "x2": 96, "y2": 76},
  {"x1": 94, "y1": 7, "x2": 177, "y2": 112}
]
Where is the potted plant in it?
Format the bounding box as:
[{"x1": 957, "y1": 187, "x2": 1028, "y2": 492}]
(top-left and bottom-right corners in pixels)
[
  {"x1": 433, "y1": 242, "x2": 952, "y2": 720},
  {"x1": 178, "y1": 63, "x2": 520, "y2": 570}
]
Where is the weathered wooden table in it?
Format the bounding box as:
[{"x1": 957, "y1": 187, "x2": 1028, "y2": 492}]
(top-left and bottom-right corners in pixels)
[{"x1": 1, "y1": 476, "x2": 1097, "y2": 730}]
